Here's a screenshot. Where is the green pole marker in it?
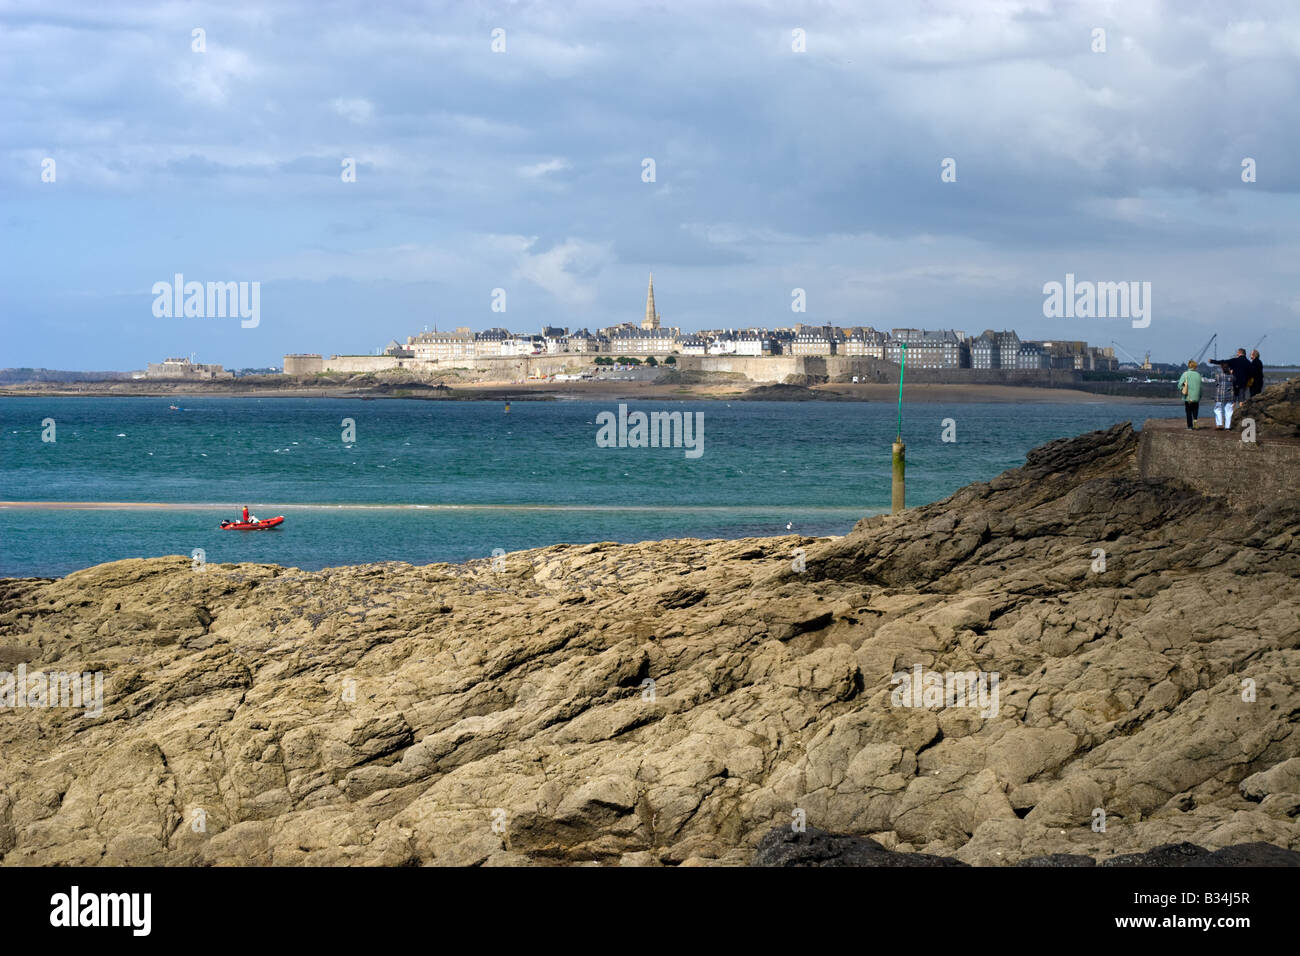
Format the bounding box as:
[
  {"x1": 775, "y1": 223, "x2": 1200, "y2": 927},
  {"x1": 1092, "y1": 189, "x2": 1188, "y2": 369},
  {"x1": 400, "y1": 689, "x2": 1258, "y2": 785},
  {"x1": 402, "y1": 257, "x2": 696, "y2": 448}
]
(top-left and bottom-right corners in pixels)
[
  {"x1": 896, "y1": 343, "x2": 906, "y2": 441},
  {"x1": 892, "y1": 344, "x2": 906, "y2": 514}
]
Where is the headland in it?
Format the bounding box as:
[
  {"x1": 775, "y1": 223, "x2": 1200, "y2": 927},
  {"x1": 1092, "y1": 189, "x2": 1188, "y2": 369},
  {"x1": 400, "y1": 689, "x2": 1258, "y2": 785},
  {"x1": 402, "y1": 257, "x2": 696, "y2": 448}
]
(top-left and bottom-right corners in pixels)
[{"x1": 1, "y1": 378, "x2": 1297, "y2": 866}]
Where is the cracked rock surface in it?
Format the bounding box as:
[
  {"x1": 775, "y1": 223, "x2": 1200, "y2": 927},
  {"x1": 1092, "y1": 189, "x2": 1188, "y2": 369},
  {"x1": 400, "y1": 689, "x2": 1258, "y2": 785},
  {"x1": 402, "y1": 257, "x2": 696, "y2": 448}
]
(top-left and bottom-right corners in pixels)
[{"x1": 1, "y1": 394, "x2": 1298, "y2": 865}]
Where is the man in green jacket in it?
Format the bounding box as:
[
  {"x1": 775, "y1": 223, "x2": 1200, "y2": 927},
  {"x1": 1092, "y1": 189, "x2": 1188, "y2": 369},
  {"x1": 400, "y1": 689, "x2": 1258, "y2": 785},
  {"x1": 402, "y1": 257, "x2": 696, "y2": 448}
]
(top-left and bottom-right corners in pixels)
[{"x1": 1177, "y1": 360, "x2": 1203, "y2": 429}]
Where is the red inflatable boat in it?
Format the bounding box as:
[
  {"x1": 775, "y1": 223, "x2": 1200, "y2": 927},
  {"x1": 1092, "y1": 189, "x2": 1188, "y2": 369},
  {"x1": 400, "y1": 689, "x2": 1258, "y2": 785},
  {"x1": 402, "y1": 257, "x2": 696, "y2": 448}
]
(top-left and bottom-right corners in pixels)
[{"x1": 220, "y1": 516, "x2": 284, "y2": 531}]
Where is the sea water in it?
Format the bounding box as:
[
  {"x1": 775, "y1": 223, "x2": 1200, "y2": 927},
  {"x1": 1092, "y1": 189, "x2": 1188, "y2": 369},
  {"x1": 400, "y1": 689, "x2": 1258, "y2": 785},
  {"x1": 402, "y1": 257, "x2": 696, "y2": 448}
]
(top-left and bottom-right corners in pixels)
[{"x1": 0, "y1": 396, "x2": 1167, "y2": 577}]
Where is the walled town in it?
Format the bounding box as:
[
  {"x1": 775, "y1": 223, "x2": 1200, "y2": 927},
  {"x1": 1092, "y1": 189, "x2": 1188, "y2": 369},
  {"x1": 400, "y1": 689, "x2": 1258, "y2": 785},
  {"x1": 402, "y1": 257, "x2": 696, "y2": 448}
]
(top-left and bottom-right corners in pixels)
[{"x1": 281, "y1": 275, "x2": 1121, "y2": 382}]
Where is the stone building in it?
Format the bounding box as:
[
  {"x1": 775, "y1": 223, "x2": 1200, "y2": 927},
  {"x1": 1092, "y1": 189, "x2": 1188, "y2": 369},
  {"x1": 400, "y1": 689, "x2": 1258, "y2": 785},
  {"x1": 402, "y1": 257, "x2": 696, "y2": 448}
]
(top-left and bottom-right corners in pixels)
[
  {"x1": 842, "y1": 328, "x2": 889, "y2": 359},
  {"x1": 565, "y1": 329, "x2": 605, "y2": 353},
  {"x1": 969, "y1": 332, "x2": 998, "y2": 369},
  {"x1": 144, "y1": 357, "x2": 233, "y2": 380},
  {"x1": 968, "y1": 330, "x2": 1024, "y2": 369},
  {"x1": 609, "y1": 326, "x2": 678, "y2": 355},
  {"x1": 473, "y1": 328, "x2": 511, "y2": 357},
  {"x1": 407, "y1": 329, "x2": 474, "y2": 362},
  {"x1": 734, "y1": 331, "x2": 773, "y2": 356},
  {"x1": 681, "y1": 336, "x2": 708, "y2": 356},
  {"x1": 887, "y1": 329, "x2": 966, "y2": 368},
  {"x1": 790, "y1": 326, "x2": 838, "y2": 355},
  {"x1": 1015, "y1": 342, "x2": 1050, "y2": 369},
  {"x1": 995, "y1": 330, "x2": 1022, "y2": 368}
]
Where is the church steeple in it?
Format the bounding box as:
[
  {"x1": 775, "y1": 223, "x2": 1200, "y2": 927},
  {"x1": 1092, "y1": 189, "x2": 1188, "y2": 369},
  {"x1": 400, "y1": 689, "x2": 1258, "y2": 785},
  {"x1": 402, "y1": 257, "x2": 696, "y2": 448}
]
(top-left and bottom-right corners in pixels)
[{"x1": 642, "y1": 273, "x2": 660, "y2": 330}]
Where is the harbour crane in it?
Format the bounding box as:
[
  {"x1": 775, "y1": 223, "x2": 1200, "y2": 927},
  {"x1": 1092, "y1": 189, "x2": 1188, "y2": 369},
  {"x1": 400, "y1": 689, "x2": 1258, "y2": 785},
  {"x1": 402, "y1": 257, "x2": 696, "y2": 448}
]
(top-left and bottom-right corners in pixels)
[
  {"x1": 1253, "y1": 334, "x2": 1268, "y2": 352},
  {"x1": 1191, "y1": 333, "x2": 1217, "y2": 365},
  {"x1": 1111, "y1": 340, "x2": 1140, "y2": 366},
  {"x1": 1111, "y1": 340, "x2": 1151, "y2": 370}
]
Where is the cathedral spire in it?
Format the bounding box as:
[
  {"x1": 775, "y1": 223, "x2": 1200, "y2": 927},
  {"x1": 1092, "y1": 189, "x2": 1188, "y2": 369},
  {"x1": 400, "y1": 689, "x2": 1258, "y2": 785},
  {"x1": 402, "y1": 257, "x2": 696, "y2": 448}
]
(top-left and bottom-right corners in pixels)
[{"x1": 642, "y1": 273, "x2": 660, "y2": 330}]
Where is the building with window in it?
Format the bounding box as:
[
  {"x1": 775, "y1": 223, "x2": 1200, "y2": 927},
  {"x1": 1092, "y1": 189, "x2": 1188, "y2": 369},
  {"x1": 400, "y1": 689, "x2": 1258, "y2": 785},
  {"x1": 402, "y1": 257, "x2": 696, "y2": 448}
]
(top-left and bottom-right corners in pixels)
[
  {"x1": 1086, "y1": 346, "x2": 1118, "y2": 371},
  {"x1": 1039, "y1": 339, "x2": 1087, "y2": 370},
  {"x1": 886, "y1": 329, "x2": 966, "y2": 368},
  {"x1": 789, "y1": 326, "x2": 837, "y2": 355},
  {"x1": 471, "y1": 328, "x2": 511, "y2": 357},
  {"x1": 995, "y1": 330, "x2": 1021, "y2": 369},
  {"x1": 1015, "y1": 343, "x2": 1050, "y2": 369},
  {"x1": 969, "y1": 332, "x2": 998, "y2": 369},
  {"x1": 842, "y1": 328, "x2": 889, "y2": 359},
  {"x1": 608, "y1": 326, "x2": 679, "y2": 355},
  {"x1": 707, "y1": 332, "x2": 737, "y2": 355},
  {"x1": 407, "y1": 329, "x2": 474, "y2": 362},
  {"x1": 565, "y1": 328, "x2": 603, "y2": 353},
  {"x1": 540, "y1": 327, "x2": 568, "y2": 354},
  {"x1": 680, "y1": 336, "x2": 708, "y2": 356},
  {"x1": 734, "y1": 331, "x2": 773, "y2": 356},
  {"x1": 767, "y1": 329, "x2": 796, "y2": 355}
]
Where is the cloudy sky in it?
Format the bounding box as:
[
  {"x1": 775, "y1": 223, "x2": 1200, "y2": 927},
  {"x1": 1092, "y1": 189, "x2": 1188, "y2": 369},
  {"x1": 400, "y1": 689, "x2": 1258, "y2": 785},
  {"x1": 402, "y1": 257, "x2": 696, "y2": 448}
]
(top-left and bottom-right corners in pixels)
[{"x1": 4, "y1": 0, "x2": 1299, "y2": 369}]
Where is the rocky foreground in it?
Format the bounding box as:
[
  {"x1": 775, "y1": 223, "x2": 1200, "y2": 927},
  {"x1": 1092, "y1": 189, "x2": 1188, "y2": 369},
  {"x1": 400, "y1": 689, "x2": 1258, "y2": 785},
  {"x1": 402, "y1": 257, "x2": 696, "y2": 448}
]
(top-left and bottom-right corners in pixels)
[{"x1": 1, "y1": 384, "x2": 1298, "y2": 866}]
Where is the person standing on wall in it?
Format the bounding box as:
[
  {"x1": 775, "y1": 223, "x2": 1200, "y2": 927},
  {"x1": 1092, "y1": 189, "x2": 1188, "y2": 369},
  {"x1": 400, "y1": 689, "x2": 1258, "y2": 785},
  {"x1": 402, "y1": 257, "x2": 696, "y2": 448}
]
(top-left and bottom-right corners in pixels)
[
  {"x1": 1212, "y1": 366, "x2": 1237, "y2": 430},
  {"x1": 1209, "y1": 349, "x2": 1252, "y2": 410},
  {"x1": 1177, "y1": 360, "x2": 1202, "y2": 429},
  {"x1": 1248, "y1": 349, "x2": 1265, "y2": 400}
]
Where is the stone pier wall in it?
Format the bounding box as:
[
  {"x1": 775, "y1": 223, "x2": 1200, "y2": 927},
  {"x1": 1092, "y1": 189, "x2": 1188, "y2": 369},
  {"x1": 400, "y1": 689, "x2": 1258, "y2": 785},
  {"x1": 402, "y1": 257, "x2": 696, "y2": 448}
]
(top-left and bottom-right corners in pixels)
[{"x1": 1137, "y1": 418, "x2": 1300, "y2": 510}]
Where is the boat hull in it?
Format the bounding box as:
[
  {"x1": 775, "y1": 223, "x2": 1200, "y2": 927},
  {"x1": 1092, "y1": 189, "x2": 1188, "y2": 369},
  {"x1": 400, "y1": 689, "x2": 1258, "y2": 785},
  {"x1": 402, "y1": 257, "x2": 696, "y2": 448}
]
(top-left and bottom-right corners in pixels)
[{"x1": 220, "y1": 516, "x2": 284, "y2": 531}]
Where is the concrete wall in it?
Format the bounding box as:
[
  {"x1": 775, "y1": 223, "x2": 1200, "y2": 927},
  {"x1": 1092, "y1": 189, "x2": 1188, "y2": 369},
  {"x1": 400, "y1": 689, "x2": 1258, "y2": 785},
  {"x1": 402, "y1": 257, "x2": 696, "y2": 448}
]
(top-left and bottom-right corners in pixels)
[
  {"x1": 673, "y1": 354, "x2": 1078, "y2": 385},
  {"x1": 896, "y1": 367, "x2": 1081, "y2": 386},
  {"x1": 320, "y1": 354, "x2": 418, "y2": 373},
  {"x1": 674, "y1": 354, "x2": 907, "y2": 383},
  {"x1": 284, "y1": 350, "x2": 1083, "y2": 385},
  {"x1": 455, "y1": 355, "x2": 600, "y2": 378},
  {"x1": 283, "y1": 353, "x2": 602, "y2": 380},
  {"x1": 675, "y1": 355, "x2": 801, "y2": 382},
  {"x1": 284, "y1": 354, "x2": 324, "y2": 375},
  {"x1": 1137, "y1": 420, "x2": 1300, "y2": 511}
]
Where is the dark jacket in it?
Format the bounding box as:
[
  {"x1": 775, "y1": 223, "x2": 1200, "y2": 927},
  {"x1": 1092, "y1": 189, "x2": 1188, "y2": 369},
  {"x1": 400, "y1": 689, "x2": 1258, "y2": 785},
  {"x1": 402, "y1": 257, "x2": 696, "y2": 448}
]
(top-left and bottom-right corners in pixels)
[
  {"x1": 1249, "y1": 357, "x2": 1264, "y2": 396},
  {"x1": 1211, "y1": 356, "x2": 1251, "y2": 390},
  {"x1": 1215, "y1": 374, "x2": 1236, "y2": 404}
]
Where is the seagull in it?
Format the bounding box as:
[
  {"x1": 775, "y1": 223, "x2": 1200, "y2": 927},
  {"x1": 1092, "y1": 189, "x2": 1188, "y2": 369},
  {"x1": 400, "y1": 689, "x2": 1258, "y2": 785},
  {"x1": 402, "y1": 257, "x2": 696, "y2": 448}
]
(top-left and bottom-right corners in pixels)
[{"x1": 785, "y1": 522, "x2": 793, "y2": 531}]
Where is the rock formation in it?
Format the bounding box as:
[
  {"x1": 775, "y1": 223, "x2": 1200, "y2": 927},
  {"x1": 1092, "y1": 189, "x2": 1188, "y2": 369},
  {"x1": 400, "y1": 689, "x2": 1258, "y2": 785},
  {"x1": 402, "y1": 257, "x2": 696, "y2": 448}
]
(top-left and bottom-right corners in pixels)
[
  {"x1": 1247, "y1": 376, "x2": 1300, "y2": 440},
  {"x1": 754, "y1": 826, "x2": 1300, "y2": 866},
  {"x1": 1, "y1": 391, "x2": 1298, "y2": 866}
]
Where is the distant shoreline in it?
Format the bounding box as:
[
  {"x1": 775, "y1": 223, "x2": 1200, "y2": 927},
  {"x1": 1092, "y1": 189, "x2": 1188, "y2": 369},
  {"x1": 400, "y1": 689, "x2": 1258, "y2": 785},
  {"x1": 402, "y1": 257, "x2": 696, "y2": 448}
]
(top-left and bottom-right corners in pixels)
[{"x1": 0, "y1": 379, "x2": 1180, "y2": 405}]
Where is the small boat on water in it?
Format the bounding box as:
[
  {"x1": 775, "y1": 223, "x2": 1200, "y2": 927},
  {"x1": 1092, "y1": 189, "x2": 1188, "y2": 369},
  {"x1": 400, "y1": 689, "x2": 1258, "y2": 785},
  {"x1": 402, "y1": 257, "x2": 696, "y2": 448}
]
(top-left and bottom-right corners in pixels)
[{"x1": 220, "y1": 515, "x2": 285, "y2": 531}]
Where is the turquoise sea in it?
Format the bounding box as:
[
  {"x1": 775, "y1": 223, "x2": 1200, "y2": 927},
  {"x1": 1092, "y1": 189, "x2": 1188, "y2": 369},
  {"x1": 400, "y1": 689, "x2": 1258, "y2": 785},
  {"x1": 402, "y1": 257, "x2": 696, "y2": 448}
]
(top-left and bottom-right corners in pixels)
[{"x1": 0, "y1": 397, "x2": 1170, "y2": 577}]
